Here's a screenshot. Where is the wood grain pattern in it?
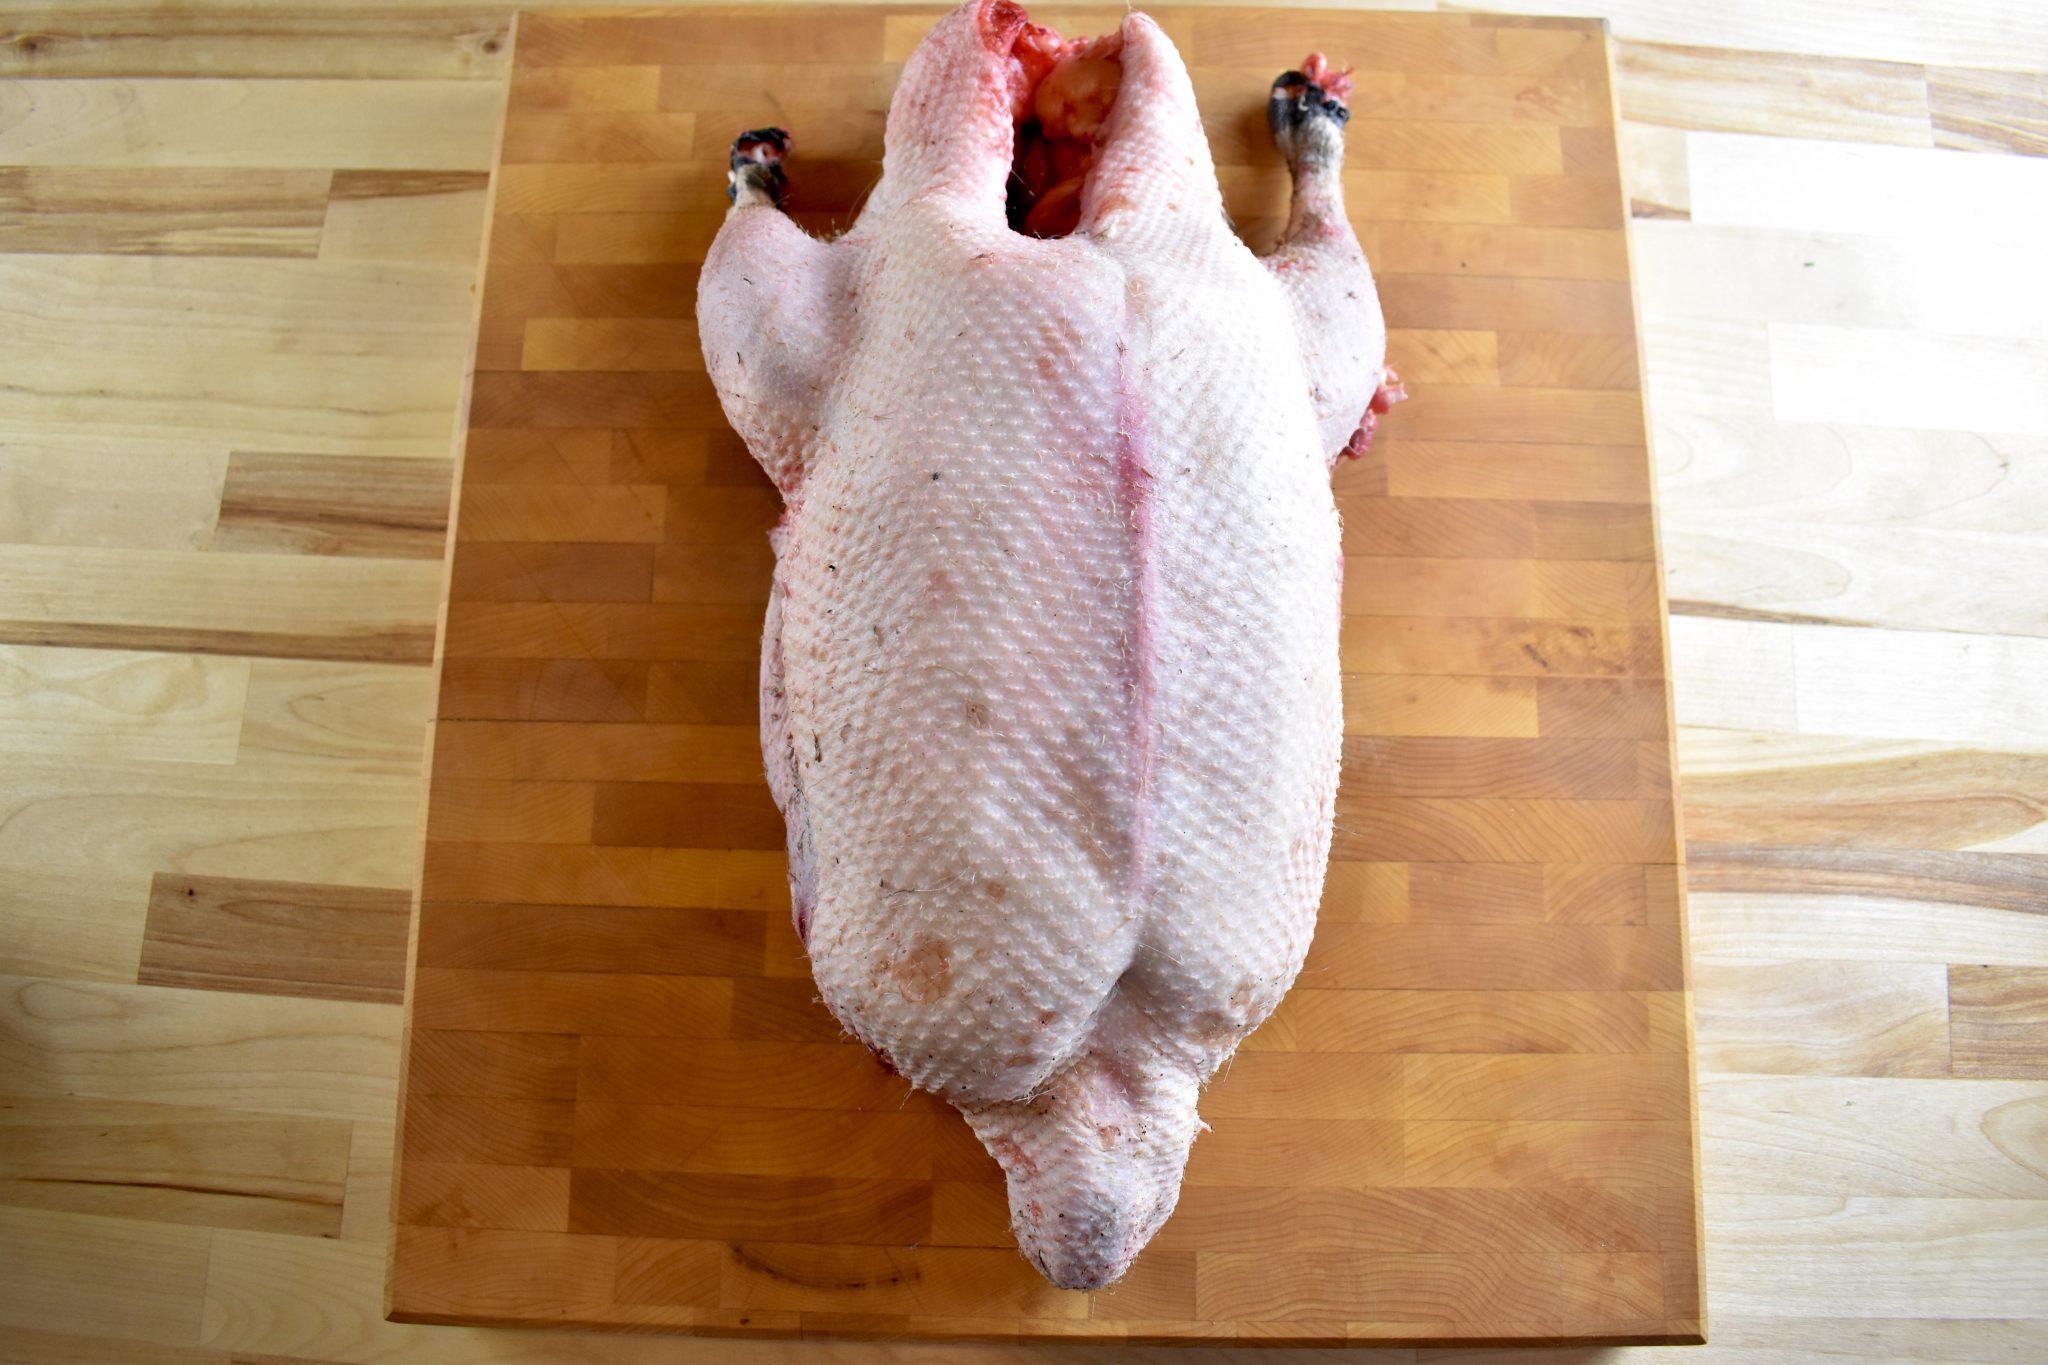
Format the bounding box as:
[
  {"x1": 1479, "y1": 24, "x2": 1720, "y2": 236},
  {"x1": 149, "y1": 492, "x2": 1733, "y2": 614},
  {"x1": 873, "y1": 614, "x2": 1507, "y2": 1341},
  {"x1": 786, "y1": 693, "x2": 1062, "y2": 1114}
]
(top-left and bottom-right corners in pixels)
[
  {"x1": 0, "y1": 544, "x2": 443, "y2": 664},
  {"x1": 208, "y1": 453, "x2": 452, "y2": 559},
  {"x1": 1949, "y1": 967, "x2": 2048, "y2": 1079},
  {"x1": 1615, "y1": 41, "x2": 1935, "y2": 146},
  {"x1": 1929, "y1": 67, "x2": 2048, "y2": 156},
  {"x1": 0, "y1": 644, "x2": 248, "y2": 763},
  {"x1": 0, "y1": 11, "x2": 515, "y2": 81},
  {"x1": 391, "y1": 6, "x2": 1699, "y2": 1348},
  {"x1": 0, "y1": 83, "x2": 500, "y2": 172},
  {"x1": 0, "y1": 440, "x2": 227, "y2": 552},
  {"x1": 138, "y1": 872, "x2": 411, "y2": 1004},
  {"x1": 0, "y1": 1095, "x2": 351, "y2": 1238},
  {"x1": 0, "y1": 166, "x2": 329, "y2": 256}
]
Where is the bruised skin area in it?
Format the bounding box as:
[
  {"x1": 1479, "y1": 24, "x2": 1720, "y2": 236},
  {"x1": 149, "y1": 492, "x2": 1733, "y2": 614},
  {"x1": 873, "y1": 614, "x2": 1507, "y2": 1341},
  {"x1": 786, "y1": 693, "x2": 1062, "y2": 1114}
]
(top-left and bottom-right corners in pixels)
[{"x1": 698, "y1": 0, "x2": 1398, "y2": 1291}]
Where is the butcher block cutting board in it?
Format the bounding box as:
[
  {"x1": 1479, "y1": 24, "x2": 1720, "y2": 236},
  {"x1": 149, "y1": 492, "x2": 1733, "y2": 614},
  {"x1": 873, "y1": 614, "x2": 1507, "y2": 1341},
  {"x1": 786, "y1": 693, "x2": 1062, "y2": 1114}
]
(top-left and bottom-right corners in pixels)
[{"x1": 390, "y1": 4, "x2": 1704, "y2": 1347}]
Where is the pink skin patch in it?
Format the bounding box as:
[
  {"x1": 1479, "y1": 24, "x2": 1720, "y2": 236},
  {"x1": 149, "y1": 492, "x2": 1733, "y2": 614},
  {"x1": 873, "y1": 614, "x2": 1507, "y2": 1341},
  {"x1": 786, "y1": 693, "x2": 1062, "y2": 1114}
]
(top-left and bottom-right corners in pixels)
[
  {"x1": 1340, "y1": 367, "x2": 1408, "y2": 460},
  {"x1": 1115, "y1": 338, "x2": 1159, "y2": 904}
]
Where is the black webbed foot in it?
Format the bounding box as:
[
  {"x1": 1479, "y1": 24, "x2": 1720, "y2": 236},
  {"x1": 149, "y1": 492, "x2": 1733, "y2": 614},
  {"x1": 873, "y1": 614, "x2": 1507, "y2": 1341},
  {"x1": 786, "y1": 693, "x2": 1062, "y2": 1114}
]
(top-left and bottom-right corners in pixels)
[
  {"x1": 1269, "y1": 58, "x2": 1353, "y2": 175},
  {"x1": 728, "y1": 127, "x2": 791, "y2": 206},
  {"x1": 1268, "y1": 70, "x2": 1351, "y2": 140}
]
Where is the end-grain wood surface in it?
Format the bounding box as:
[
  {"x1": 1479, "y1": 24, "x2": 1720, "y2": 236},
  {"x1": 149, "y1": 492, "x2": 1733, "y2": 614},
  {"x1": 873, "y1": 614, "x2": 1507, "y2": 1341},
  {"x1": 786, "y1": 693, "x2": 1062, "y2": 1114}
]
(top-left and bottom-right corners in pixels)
[
  {"x1": 1, "y1": 0, "x2": 2045, "y2": 1361},
  {"x1": 390, "y1": 6, "x2": 1701, "y2": 1345}
]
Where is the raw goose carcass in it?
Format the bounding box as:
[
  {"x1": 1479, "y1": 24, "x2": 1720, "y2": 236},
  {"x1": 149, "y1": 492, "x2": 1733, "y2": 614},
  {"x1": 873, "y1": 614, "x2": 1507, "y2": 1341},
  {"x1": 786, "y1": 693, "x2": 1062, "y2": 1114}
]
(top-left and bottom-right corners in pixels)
[{"x1": 696, "y1": 0, "x2": 1400, "y2": 1290}]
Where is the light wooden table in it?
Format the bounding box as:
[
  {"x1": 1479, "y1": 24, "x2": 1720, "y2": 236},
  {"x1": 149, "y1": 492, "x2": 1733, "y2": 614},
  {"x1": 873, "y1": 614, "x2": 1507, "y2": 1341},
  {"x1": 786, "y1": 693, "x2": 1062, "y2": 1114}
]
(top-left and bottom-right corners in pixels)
[{"x1": 1, "y1": 1, "x2": 2045, "y2": 1362}]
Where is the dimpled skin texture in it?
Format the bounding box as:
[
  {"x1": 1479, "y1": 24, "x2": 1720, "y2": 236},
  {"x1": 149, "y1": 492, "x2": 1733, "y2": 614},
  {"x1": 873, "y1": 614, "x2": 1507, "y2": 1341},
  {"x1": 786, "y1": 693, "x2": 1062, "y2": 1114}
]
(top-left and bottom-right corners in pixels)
[{"x1": 697, "y1": 0, "x2": 1388, "y2": 1289}]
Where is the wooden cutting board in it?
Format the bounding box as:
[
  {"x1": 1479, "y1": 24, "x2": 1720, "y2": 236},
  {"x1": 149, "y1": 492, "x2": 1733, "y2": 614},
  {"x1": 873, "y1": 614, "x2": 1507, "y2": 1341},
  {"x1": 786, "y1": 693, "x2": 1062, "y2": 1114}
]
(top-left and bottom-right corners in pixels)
[{"x1": 390, "y1": 4, "x2": 1704, "y2": 1346}]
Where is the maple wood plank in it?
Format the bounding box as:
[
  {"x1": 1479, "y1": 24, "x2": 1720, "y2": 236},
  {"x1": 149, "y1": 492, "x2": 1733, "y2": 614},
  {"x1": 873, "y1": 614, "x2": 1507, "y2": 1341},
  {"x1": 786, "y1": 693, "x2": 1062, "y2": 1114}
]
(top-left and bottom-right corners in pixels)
[
  {"x1": 1688, "y1": 842, "x2": 2048, "y2": 915},
  {"x1": 429, "y1": 719, "x2": 762, "y2": 781},
  {"x1": 1702, "y1": 1075, "x2": 2048, "y2": 1200},
  {"x1": 396, "y1": 1161, "x2": 572, "y2": 1233},
  {"x1": 438, "y1": 658, "x2": 651, "y2": 721},
  {"x1": 1363, "y1": 221, "x2": 1627, "y2": 279},
  {"x1": 1195, "y1": 1248, "x2": 1663, "y2": 1323},
  {"x1": 1379, "y1": 275, "x2": 1636, "y2": 335},
  {"x1": 1305, "y1": 922, "x2": 1681, "y2": 991},
  {"x1": 0, "y1": 644, "x2": 247, "y2": 764},
  {"x1": 1679, "y1": 744, "x2": 2048, "y2": 852},
  {"x1": 0, "y1": 166, "x2": 328, "y2": 256},
  {"x1": 591, "y1": 780, "x2": 786, "y2": 850},
  {"x1": 424, "y1": 778, "x2": 593, "y2": 844},
  {"x1": 415, "y1": 903, "x2": 769, "y2": 975},
  {"x1": 512, "y1": 63, "x2": 662, "y2": 113},
  {"x1": 391, "y1": 1225, "x2": 617, "y2": 1318},
  {"x1": 1198, "y1": 1051, "x2": 1403, "y2": 1120},
  {"x1": 405, "y1": 1030, "x2": 581, "y2": 1100},
  {"x1": 411, "y1": 968, "x2": 735, "y2": 1038},
  {"x1": 448, "y1": 542, "x2": 657, "y2": 602},
  {"x1": 1182, "y1": 1119, "x2": 1404, "y2": 1188},
  {"x1": 401, "y1": 1095, "x2": 576, "y2": 1167},
  {"x1": 0, "y1": 1206, "x2": 209, "y2": 1345},
  {"x1": 0, "y1": 1096, "x2": 349, "y2": 1238},
  {"x1": 1616, "y1": 40, "x2": 1934, "y2": 145},
  {"x1": 1929, "y1": 67, "x2": 2048, "y2": 156},
  {"x1": 1498, "y1": 330, "x2": 1642, "y2": 389},
  {"x1": 523, "y1": 12, "x2": 888, "y2": 68},
  {"x1": 1402, "y1": 1119, "x2": 1695, "y2": 1187},
  {"x1": 1342, "y1": 615, "x2": 1663, "y2": 677},
  {"x1": 1949, "y1": 967, "x2": 2048, "y2": 1078},
  {"x1": 1331, "y1": 795, "x2": 1677, "y2": 863},
  {"x1": 321, "y1": 174, "x2": 488, "y2": 264},
  {"x1": 1342, "y1": 736, "x2": 1662, "y2": 802},
  {"x1": 1241, "y1": 987, "x2": 1651, "y2": 1053},
  {"x1": 503, "y1": 110, "x2": 699, "y2": 163},
  {"x1": 1343, "y1": 673, "x2": 1541, "y2": 738},
  {"x1": 578, "y1": 1038, "x2": 945, "y2": 1113},
  {"x1": 208, "y1": 452, "x2": 451, "y2": 558},
  {"x1": 1693, "y1": 959, "x2": 1950, "y2": 1077},
  {"x1": 138, "y1": 872, "x2": 409, "y2": 1005},
  {"x1": 0, "y1": 544, "x2": 442, "y2": 664}
]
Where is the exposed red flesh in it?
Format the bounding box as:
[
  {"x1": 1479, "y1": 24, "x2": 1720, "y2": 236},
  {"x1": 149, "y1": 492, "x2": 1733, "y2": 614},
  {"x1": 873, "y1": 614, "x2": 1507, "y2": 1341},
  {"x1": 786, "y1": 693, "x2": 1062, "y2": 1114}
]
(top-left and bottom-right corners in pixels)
[
  {"x1": 1300, "y1": 51, "x2": 1354, "y2": 103},
  {"x1": 986, "y1": 8, "x2": 1121, "y2": 238},
  {"x1": 1339, "y1": 368, "x2": 1409, "y2": 460}
]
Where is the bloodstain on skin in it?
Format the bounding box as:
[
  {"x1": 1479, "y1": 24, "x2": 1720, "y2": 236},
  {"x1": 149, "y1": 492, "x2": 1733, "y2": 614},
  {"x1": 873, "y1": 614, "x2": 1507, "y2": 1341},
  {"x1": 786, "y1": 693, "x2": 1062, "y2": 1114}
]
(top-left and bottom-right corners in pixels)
[
  {"x1": 894, "y1": 935, "x2": 954, "y2": 1003},
  {"x1": 988, "y1": 1134, "x2": 1041, "y2": 1179}
]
